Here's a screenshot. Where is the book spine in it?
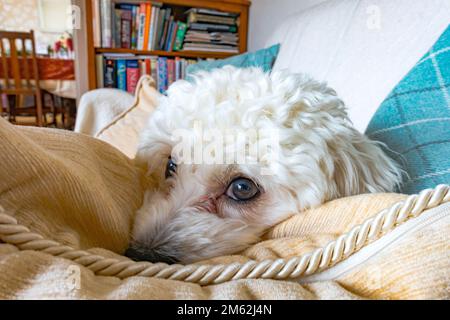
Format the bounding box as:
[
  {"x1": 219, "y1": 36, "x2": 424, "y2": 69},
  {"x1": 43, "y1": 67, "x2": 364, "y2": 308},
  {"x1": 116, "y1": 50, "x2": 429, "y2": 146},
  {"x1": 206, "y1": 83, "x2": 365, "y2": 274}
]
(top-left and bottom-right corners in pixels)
[
  {"x1": 95, "y1": 54, "x2": 104, "y2": 88},
  {"x1": 146, "y1": 59, "x2": 151, "y2": 78},
  {"x1": 162, "y1": 57, "x2": 168, "y2": 91},
  {"x1": 100, "y1": 0, "x2": 112, "y2": 48},
  {"x1": 167, "y1": 59, "x2": 174, "y2": 86},
  {"x1": 175, "y1": 57, "x2": 182, "y2": 81},
  {"x1": 188, "y1": 13, "x2": 236, "y2": 25},
  {"x1": 157, "y1": 57, "x2": 167, "y2": 93},
  {"x1": 173, "y1": 22, "x2": 187, "y2": 51},
  {"x1": 189, "y1": 23, "x2": 237, "y2": 33},
  {"x1": 155, "y1": 9, "x2": 165, "y2": 50},
  {"x1": 92, "y1": 0, "x2": 101, "y2": 47},
  {"x1": 131, "y1": 6, "x2": 138, "y2": 49},
  {"x1": 169, "y1": 22, "x2": 178, "y2": 52},
  {"x1": 143, "y1": 4, "x2": 152, "y2": 50},
  {"x1": 126, "y1": 59, "x2": 140, "y2": 94},
  {"x1": 188, "y1": 8, "x2": 239, "y2": 18},
  {"x1": 159, "y1": 8, "x2": 171, "y2": 51},
  {"x1": 148, "y1": 6, "x2": 158, "y2": 50},
  {"x1": 138, "y1": 59, "x2": 146, "y2": 76},
  {"x1": 150, "y1": 56, "x2": 158, "y2": 82},
  {"x1": 181, "y1": 59, "x2": 186, "y2": 80},
  {"x1": 121, "y1": 10, "x2": 132, "y2": 49},
  {"x1": 116, "y1": 59, "x2": 127, "y2": 91},
  {"x1": 103, "y1": 58, "x2": 116, "y2": 88},
  {"x1": 165, "y1": 19, "x2": 174, "y2": 51},
  {"x1": 137, "y1": 4, "x2": 146, "y2": 50},
  {"x1": 152, "y1": 7, "x2": 162, "y2": 50},
  {"x1": 112, "y1": 8, "x2": 120, "y2": 48}
]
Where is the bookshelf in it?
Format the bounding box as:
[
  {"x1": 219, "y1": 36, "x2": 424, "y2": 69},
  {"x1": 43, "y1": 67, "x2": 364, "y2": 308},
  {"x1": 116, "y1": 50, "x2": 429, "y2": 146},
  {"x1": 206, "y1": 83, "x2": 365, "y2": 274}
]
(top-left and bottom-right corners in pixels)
[{"x1": 85, "y1": 0, "x2": 251, "y2": 91}]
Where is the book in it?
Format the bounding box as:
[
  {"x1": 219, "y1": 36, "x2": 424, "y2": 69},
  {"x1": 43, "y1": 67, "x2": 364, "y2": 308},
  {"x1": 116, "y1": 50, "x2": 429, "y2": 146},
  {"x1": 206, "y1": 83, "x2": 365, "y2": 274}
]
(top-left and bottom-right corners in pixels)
[
  {"x1": 100, "y1": 0, "x2": 112, "y2": 48},
  {"x1": 189, "y1": 23, "x2": 238, "y2": 33},
  {"x1": 154, "y1": 9, "x2": 165, "y2": 50},
  {"x1": 175, "y1": 57, "x2": 181, "y2": 81},
  {"x1": 157, "y1": 57, "x2": 167, "y2": 93},
  {"x1": 182, "y1": 43, "x2": 239, "y2": 53},
  {"x1": 120, "y1": 9, "x2": 132, "y2": 49},
  {"x1": 92, "y1": 0, "x2": 101, "y2": 47},
  {"x1": 165, "y1": 18, "x2": 174, "y2": 51},
  {"x1": 173, "y1": 22, "x2": 187, "y2": 51},
  {"x1": 150, "y1": 56, "x2": 158, "y2": 80},
  {"x1": 169, "y1": 21, "x2": 178, "y2": 52},
  {"x1": 187, "y1": 12, "x2": 236, "y2": 26},
  {"x1": 186, "y1": 8, "x2": 239, "y2": 18},
  {"x1": 138, "y1": 59, "x2": 147, "y2": 76},
  {"x1": 143, "y1": 4, "x2": 152, "y2": 50},
  {"x1": 148, "y1": 6, "x2": 160, "y2": 50},
  {"x1": 116, "y1": 59, "x2": 127, "y2": 91},
  {"x1": 137, "y1": 4, "x2": 146, "y2": 50},
  {"x1": 99, "y1": 53, "x2": 198, "y2": 94},
  {"x1": 131, "y1": 5, "x2": 138, "y2": 49},
  {"x1": 158, "y1": 8, "x2": 171, "y2": 50},
  {"x1": 95, "y1": 54, "x2": 104, "y2": 88},
  {"x1": 185, "y1": 30, "x2": 238, "y2": 43},
  {"x1": 112, "y1": 8, "x2": 121, "y2": 48},
  {"x1": 126, "y1": 60, "x2": 140, "y2": 94},
  {"x1": 103, "y1": 58, "x2": 116, "y2": 88},
  {"x1": 167, "y1": 58, "x2": 175, "y2": 86}
]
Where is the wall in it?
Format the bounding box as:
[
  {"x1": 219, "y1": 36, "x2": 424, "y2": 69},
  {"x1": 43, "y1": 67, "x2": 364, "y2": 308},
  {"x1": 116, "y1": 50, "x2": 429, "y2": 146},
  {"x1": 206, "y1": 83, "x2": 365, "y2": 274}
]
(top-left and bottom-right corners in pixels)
[
  {"x1": 0, "y1": 0, "x2": 70, "y2": 54},
  {"x1": 71, "y1": 0, "x2": 88, "y2": 104},
  {"x1": 248, "y1": 0, "x2": 328, "y2": 51}
]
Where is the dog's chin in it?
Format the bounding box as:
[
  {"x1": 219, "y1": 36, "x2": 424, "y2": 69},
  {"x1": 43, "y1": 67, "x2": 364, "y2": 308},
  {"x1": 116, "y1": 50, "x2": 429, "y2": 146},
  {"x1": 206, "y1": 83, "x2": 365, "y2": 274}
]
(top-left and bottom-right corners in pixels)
[{"x1": 127, "y1": 208, "x2": 265, "y2": 264}]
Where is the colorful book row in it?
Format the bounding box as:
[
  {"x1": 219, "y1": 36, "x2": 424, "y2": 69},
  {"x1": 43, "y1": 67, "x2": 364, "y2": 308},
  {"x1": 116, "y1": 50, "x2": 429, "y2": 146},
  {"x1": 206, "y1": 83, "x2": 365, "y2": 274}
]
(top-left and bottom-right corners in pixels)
[
  {"x1": 96, "y1": 54, "x2": 199, "y2": 94},
  {"x1": 94, "y1": 1, "x2": 188, "y2": 51}
]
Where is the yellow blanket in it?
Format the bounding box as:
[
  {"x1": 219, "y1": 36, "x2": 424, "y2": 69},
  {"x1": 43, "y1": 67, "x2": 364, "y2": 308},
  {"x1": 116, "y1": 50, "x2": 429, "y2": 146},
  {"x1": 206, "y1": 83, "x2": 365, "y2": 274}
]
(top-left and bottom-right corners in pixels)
[{"x1": 0, "y1": 117, "x2": 449, "y2": 299}]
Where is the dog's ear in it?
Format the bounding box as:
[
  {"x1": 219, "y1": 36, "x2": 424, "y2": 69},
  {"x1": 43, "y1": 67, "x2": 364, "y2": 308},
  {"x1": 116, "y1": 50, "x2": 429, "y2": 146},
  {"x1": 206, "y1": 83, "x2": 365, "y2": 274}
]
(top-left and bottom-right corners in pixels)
[{"x1": 329, "y1": 129, "x2": 403, "y2": 197}]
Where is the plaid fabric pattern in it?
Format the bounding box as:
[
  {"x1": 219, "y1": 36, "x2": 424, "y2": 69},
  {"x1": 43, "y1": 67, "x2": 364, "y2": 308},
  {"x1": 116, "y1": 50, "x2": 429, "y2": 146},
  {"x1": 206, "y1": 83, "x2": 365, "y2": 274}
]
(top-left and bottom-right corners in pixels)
[
  {"x1": 366, "y1": 25, "x2": 450, "y2": 194},
  {"x1": 186, "y1": 44, "x2": 280, "y2": 79}
]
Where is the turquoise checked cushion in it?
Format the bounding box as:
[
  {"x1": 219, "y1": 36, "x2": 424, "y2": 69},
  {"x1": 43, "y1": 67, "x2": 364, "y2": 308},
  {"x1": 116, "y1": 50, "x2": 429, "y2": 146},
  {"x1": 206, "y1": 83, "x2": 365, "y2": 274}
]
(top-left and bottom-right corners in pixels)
[
  {"x1": 186, "y1": 44, "x2": 280, "y2": 78},
  {"x1": 366, "y1": 25, "x2": 450, "y2": 194}
]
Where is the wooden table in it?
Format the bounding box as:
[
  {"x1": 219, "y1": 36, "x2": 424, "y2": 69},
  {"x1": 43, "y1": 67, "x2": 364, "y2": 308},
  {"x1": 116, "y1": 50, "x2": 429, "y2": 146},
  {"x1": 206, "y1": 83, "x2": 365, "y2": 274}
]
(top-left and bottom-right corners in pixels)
[
  {"x1": 0, "y1": 57, "x2": 76, "y2": 99},
  {"x1": 1, "y1": 57, "x2": 77, "y2": 128}
]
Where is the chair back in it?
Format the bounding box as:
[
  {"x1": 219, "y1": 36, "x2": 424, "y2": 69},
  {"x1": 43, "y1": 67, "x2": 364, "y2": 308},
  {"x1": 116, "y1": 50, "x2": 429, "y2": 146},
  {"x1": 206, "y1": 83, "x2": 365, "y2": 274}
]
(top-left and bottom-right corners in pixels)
[
  {"x1": 0, "y1": 30, "x2": 40, "y2": 91},
  {"x1": 0, "y1": 30, "x2": 43, "y2": 125}
]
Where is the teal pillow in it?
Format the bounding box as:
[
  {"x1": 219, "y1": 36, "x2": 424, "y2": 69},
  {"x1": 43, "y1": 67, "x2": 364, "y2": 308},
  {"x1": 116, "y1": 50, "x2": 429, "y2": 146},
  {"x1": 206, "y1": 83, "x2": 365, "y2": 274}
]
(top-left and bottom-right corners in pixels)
[
  {"x1": 366, "y1": 25, "x2": 450, "y2": 194},
  {"x1": 186, "y1": 44, "x2": 280, "y2": 78}
]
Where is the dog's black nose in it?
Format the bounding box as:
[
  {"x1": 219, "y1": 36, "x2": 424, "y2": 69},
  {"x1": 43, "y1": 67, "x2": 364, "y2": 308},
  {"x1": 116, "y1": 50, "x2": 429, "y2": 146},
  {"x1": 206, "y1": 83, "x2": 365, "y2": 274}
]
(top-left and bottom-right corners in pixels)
[{"x1": 124, "y1": 244, "x2": 178, "y2": 264}]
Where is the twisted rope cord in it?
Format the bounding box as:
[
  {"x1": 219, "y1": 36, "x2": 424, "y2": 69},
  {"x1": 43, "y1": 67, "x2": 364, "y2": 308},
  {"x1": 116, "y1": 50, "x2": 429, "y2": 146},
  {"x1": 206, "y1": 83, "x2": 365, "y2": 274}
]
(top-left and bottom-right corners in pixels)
[{"x1": 0, "y1": 184, "x2": 449, "y2": 286}]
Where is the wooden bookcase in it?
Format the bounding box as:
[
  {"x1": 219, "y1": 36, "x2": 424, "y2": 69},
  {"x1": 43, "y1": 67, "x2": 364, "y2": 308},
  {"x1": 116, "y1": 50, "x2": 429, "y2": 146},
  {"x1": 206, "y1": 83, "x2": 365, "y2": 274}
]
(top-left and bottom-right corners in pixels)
[{"x1": 85, "y1": 0, "x2": 251, "y2": 90}]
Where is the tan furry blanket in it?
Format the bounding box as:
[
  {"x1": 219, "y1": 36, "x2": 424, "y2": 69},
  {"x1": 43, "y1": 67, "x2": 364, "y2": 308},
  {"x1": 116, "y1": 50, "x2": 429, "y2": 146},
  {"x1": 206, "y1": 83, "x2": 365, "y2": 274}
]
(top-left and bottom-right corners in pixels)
[{"x1": 0, "y1": 117, "x2": 449, "y2": 299}]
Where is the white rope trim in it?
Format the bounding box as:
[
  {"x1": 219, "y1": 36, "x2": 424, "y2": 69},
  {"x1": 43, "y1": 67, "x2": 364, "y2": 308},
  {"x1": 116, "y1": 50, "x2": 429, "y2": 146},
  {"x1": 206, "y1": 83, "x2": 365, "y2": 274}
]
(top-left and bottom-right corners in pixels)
[{"x1": 0, "y1": 184, "x2": 449, "y2": 286}]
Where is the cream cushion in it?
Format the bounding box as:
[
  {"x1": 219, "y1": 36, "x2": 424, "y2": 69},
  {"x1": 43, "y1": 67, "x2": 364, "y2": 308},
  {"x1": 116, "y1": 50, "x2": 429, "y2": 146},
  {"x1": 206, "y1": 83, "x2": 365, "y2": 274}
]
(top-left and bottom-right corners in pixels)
[{"x1": 95, "y1": 76, "x2": 161, "y2": 158}]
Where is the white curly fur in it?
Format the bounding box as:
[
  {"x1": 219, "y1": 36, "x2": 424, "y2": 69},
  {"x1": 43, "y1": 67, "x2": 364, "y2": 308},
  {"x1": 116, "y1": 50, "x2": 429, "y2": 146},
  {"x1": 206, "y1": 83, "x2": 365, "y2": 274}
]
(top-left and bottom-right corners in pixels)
[{"x1": 128, "y1": 66, "x2": 402, "y2": 264}]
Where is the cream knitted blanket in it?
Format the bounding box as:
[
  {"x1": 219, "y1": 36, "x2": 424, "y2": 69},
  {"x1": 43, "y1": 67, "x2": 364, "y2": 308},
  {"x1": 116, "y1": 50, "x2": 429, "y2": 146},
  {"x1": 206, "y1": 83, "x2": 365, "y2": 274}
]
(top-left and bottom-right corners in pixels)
[{"x1": 0, "y1": 117, "x2": 449, "y2": 299}]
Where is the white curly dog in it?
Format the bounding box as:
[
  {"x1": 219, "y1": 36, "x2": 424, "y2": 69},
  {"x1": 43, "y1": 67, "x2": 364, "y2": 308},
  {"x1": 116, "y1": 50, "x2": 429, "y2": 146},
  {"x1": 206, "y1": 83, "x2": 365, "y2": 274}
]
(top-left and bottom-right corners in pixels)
[{"x1": 126, "y1": 66, "x2": 402, "y2": 264}]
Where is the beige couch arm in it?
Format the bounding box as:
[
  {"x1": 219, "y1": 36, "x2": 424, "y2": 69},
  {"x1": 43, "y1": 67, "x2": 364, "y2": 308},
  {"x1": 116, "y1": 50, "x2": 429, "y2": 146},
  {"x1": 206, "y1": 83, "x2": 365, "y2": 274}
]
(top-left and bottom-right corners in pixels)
[{"x1": 74, "y1": 88, "x2": 135, "y2": 136}]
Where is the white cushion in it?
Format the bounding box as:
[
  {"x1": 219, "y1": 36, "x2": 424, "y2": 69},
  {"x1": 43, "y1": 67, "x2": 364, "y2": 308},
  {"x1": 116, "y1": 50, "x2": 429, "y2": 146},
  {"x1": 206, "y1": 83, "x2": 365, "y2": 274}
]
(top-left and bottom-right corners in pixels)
[{"x1": 266, "y1": 0, "x2": 450, "y2": 132}]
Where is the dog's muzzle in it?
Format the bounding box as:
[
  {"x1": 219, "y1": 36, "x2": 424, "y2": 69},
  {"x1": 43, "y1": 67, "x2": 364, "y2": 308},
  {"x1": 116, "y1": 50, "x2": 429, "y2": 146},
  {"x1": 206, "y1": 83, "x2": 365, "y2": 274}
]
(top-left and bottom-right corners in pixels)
[{"x1": 124, "y1": 243, "x2": 178, "y2": 264}]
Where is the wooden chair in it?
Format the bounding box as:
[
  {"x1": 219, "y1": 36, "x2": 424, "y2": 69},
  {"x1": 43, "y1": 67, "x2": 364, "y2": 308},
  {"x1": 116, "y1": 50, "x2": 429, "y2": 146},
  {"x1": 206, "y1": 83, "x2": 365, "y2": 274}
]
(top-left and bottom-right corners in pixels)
[{"x1": 0, "y1": 30, "x2": 45, "y2": 126}]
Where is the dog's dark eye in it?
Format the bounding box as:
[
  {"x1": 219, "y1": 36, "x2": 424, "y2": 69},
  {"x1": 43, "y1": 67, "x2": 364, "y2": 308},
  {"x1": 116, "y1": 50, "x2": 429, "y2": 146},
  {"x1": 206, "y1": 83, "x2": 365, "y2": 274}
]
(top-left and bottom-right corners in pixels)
[
  {"x1": 226, "y1": 178, "x2": 259, "y2": 201},
  {"x1": 165, "y1": 157, "x2": 177, "y2": 178}
]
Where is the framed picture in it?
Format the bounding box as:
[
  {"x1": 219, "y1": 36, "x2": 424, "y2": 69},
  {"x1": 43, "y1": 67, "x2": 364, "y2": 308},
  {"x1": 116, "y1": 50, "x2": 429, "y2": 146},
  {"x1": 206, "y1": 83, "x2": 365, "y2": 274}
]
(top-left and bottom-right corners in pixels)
[{"x1": 37, "y1": 0, "x2": 72, "y2": 33}]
